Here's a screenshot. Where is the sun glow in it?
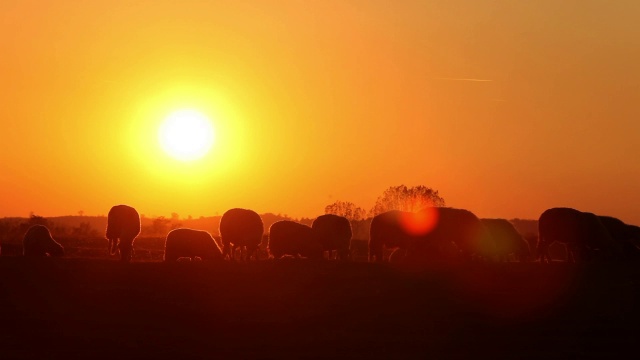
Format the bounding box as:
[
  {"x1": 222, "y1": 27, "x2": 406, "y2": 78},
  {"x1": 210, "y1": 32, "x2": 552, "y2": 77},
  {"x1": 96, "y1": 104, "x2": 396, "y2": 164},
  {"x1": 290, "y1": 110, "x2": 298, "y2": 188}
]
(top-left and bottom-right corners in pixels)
[
  {"x1": 158, "y1": 109, "x2": 215, "y2": 161},
  {"x1": 400, "y1": 207, "x2": 440, "y2": 236}
]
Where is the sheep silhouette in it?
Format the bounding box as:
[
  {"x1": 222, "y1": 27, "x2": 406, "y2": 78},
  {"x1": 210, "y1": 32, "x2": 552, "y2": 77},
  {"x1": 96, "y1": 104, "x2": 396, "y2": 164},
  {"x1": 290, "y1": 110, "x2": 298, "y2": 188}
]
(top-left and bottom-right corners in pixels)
[
  {"x1": 628, "y1": 225, "x2": 640, "y2": 248},
  {"x1": 368, "y1": 210, "x2": 418, "y2": 262},
  {"x1": 407, "y1": 207, "x2": 493, "y2": 265},
  {"x1": 164, "y1": 228, "x2": 223, "y2": 262},
  {"x1": 597, "y1": 215, "x2": 640, "y2": 261},
  {"x1": 480, "y1": 218, "x2": 531, "y2": 262},
  {"x1": 537, "y1": 207, "x2": 617, "y2": 263},
  {"x1": 23, "y1": 224, "x2": 64, "y2": 257},
  {"x1": 311, "y1": 214, "x2": 352, "y2": 260},
  {"x1": 219, "y1": 208, "x2": 264, "y2": 261},
  {"x1": 106, "y1": 204, "x2": 141, "y2": 263},
  {"x1": 268, "y1": 220, "x2": 323, "y2": 259},
  {"x1": 369, "y1": 207, "x2": 492, "y2": 264}
]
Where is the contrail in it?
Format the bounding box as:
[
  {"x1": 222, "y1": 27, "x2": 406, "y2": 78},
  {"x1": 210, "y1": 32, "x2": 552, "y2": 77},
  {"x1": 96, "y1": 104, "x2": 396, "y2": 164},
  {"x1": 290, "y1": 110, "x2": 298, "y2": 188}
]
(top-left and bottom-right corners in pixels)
[{"x1": 435, "y1": 77, "x2": 493, "y2": 82}]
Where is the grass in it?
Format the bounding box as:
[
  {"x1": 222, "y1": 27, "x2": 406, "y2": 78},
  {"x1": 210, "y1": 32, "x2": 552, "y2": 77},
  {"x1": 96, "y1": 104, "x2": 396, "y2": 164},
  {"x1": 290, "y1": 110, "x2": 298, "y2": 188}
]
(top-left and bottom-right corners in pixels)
[{"x1": 0, "y1": 254, "x2": 639, "y2": 358}]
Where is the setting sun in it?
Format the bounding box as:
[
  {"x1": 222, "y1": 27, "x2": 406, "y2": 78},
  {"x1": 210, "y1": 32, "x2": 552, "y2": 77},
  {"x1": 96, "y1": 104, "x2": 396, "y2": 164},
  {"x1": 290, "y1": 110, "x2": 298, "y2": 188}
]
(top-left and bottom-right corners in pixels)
[
  {"x1": 158, "y1": 109, "x2": 215, "y2": 161},
  {"x1": 0, "y1": 1, "x2": 638, "y2": 358}
]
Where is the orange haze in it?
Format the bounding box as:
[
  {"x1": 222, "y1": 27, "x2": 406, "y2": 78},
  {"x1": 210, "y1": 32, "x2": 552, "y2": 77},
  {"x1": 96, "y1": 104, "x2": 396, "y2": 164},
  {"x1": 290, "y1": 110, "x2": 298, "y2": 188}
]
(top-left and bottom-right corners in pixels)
[{"x1": 1, "y1": 1, "x2": 639, "y2": 224}]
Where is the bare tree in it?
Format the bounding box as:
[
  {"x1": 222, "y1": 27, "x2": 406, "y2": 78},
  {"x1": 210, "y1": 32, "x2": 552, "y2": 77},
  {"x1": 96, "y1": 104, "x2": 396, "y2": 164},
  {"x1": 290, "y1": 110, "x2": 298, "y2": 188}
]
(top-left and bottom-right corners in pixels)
[
  {"x1": 324, "y1": 201, "x2": 367, "y2": 221},
  {"x1": 370, "y1": 185, "x2": 445, "y2": 216}
]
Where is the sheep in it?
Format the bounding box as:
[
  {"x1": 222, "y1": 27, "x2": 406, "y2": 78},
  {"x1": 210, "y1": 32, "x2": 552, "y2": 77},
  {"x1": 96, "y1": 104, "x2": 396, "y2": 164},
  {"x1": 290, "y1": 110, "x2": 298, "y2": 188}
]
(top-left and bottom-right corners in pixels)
[
  {"x1": 23, "y1": 225, "x2": 64, "y2": 257},
  {"x1": 369, "y1": 207, "x2": 492, "y2": 264},
  {"x1": 537, "y1": 207, "x2": 618, "y2": 263},
  {"x1": 311, "y1": 214, "x2": 352, "y2": 260},
  {"x1": 164, "y1": 228, "x2": 223, "y2": 262},
  {"x1": 106, "y1": 204, "x2": 141, "y2": 263},
  {"x1": 368, "y1": 210, "x2": 418, "y2": 262},
  {"x1": 407, "y1": 207, "x2": 493, "y2": 265},
  {"x1": 597, "y1": 215, "x2": 640, "y2": 261},
  {"x1": 431, "y1": 207, "x2": 494, "y2": 261},
  {"x1": 268, "y1": 220, "x2": 323, "y2": 259},
  {"x1": 628, "y1": 225, "x2": 640, "y2": 248},
  {"x1": 480, "y1": 218, "x2": 532, "y2": 262},
  {"x1": 219, "y1": 208, "x2": 264, "y2": 261}
]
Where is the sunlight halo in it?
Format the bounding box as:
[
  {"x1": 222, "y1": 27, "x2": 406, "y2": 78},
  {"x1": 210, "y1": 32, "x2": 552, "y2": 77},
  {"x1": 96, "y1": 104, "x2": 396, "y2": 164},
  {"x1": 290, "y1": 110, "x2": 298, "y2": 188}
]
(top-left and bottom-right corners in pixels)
[{"x1": 158, "y1": 109, "x2": 215, "y2": 161}]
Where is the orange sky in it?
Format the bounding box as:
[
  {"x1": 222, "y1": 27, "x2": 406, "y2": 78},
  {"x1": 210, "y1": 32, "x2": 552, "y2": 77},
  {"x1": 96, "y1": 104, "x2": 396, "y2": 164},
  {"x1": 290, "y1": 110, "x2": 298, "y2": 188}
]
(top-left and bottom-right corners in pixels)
[{"x1": 1, "y1": 1, "x2": 639, "y2": 224}]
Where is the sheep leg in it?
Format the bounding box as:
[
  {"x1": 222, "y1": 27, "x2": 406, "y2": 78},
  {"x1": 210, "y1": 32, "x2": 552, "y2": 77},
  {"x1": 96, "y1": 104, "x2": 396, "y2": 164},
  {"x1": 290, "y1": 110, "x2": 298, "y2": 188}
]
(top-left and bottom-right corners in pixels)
[{"x1": 119, "y1": 242, "x2": 133, "y2": 263}]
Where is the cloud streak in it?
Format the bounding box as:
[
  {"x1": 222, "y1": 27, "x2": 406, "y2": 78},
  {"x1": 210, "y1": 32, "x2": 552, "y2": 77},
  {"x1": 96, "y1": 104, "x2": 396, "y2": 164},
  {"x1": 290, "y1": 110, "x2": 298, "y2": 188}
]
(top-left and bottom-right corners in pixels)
[{"x1": 435, "y1": 77, "x2": 493, "y2": 82}]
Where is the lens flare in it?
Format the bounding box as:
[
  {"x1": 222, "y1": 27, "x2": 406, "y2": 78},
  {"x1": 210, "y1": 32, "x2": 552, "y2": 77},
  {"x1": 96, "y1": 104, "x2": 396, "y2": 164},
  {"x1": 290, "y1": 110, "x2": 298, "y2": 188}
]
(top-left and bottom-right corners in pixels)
[{"x1": 400, "y1": 207, "x2": 439, "y2": 236}]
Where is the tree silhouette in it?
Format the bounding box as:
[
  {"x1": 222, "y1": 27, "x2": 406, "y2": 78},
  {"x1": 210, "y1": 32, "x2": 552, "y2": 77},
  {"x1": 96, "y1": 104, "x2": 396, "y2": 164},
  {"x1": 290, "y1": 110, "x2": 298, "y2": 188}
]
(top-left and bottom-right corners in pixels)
[
  {"x1": 370, "y1": 185, "x2": 445, "y2": 216},
  {"x1": 152, "y1": 216, "x2": 171, "y2": 235},
  {"x1": 324, "y1": 201, "x2": 367, "y2": 221},
  {"x1": 170, "y1": 213, "x2": 182, "y2": 230},
  {"x1": 28, "y1": 213, "x2": 48, "y2": 227}
]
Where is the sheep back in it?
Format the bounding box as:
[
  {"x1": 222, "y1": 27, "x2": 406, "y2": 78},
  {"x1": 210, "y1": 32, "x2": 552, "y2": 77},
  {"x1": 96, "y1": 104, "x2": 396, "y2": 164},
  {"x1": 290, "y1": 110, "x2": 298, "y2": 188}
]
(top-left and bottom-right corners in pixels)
[
  {"x1": 164, "y1": 228, "x2": 223, "y2": 262},
  {"x1": 369, "y1": 210, "x2": 417, "y2": 262},
  {"x1": 268, "y1": 220, "x2": 322, "y2": 259},
  {"x1": 311, "y1": 214, "x2": 352, "y2": 259},
  {"x1": 538, "y1": 207, "x2": 617, "y2": 262},
  {"x1": 219, "y1": 208, "x2": 264, "y2": 257},
  {"x1": 23, "y1": 225, "x2": 64, "y2": 257},
  {"x1": 480, "y1": 218, "x2": 531, "y2": 261},
  {"x1": 106, "y1": 204, "x2": 141, "y2": 262},
  {"x1": 106, "y1": 205, "x2": 141, "y2": 241}
]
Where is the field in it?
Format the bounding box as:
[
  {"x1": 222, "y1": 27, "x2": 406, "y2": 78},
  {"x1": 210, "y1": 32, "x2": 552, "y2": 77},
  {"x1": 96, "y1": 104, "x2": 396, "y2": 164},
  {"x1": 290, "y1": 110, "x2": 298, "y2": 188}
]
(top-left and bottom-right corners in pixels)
[{"x1": 1, "y1": 252, "x2": 640, "y2": 358}]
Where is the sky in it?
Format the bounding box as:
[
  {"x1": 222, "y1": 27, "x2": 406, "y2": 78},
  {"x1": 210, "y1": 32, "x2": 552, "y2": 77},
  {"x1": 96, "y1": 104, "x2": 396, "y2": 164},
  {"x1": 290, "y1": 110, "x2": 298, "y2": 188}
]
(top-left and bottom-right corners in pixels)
[{"x1": 1, "y1": 0, "x2": 639, "y2": 223}]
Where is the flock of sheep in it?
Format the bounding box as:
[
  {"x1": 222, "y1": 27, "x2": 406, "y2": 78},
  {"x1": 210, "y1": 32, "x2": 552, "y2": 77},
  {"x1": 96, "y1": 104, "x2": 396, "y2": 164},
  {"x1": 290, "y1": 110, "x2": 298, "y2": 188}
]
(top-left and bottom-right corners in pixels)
[{"x1": 10, "y1": 204, "x2": 640, "y2": 266}]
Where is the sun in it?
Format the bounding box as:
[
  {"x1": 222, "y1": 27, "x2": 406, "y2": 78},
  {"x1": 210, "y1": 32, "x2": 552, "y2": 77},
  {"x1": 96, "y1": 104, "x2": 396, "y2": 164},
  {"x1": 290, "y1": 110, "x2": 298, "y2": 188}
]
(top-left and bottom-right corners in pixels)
[{"x1": 158, "y1": 109, "x2": 215, "y2": 161}]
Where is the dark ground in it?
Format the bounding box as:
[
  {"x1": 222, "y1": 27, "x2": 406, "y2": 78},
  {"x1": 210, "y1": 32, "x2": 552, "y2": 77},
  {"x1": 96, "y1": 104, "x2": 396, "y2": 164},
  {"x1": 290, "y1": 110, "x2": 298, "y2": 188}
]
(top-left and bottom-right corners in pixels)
[{"x1": 1, "y1": 257, "x2": 639, "y2": 359}]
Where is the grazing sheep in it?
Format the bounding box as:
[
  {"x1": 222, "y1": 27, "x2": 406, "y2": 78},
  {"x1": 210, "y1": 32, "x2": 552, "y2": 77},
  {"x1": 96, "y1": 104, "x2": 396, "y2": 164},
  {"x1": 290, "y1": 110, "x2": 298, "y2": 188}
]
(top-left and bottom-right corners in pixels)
[
  {"x1": 23, "y1": 225, "x2": 64, "y2": 257},
  {"x1": 537, "y1": 207, "x2": 617, "y2": 263},
  {"x1": 106, "y1": 204, "x2": 141, "y2": 263},
  {"x1": 480, "y1": 218, "x2": 531, "y2": 262},
  {"x1": 164, "y1": 228, "x2": 223, "y2": 262},
  {"x1": 369, "y1": 207, "x2": 492, "y2": 264},
  {"x1": 311, "y1": 214, "x2": 352, "y2": 260},
  {"x1": 268, "y1": 220, "x2": 323, "y2": 259},
  {"x1": 432, "y1": 207, "x2": 494, "y2": 261},
  {"x1": 368, "y1": 210, "x2": 418, "y2": 262},
  {"x1": 219, "y1": 208, "x2": 264, "y2": 261},
  {"x1": 628, "y1": 225, "x2": 640, "y2": 248},
  {"x1": 597, "y1": 215, "x2": 640, "y2": 261}
]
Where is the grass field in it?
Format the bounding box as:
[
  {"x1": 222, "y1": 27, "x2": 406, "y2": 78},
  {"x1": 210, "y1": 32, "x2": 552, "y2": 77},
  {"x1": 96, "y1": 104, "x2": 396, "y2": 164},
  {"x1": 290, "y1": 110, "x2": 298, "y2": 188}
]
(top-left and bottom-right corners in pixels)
[{"x1": 1, "y1": 256, "x2": 639, "y2": 359}]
